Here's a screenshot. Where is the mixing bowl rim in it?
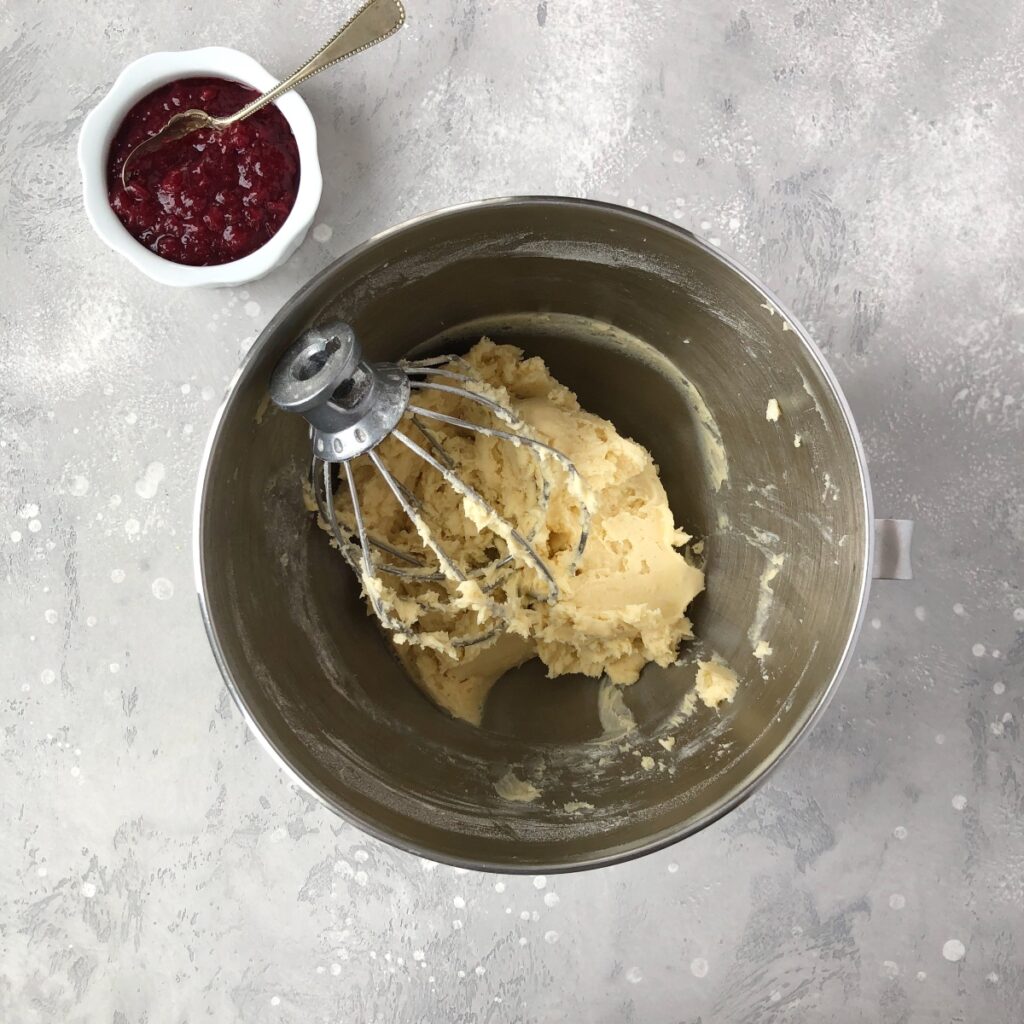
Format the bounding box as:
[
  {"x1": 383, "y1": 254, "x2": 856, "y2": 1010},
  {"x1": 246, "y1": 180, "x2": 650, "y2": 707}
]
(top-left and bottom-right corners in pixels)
[{"x1": 193, "y1": 195, "x2": 875, "y2": 873}]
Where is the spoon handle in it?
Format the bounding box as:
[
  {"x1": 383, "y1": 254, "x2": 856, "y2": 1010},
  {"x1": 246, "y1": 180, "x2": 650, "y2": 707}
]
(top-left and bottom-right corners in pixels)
[{"x1": 226, "y1": 0, "x2": 405, "y2": 124}]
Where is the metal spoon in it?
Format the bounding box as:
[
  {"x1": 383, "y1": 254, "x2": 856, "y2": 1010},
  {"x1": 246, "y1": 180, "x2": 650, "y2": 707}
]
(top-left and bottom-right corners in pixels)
[{"x1": 120, "y1": 0, "x2": 405, "y2": 187}]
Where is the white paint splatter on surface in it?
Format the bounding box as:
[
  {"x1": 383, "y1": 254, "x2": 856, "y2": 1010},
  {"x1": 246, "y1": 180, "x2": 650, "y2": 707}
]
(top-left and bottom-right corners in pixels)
[
  {"x1": 942, "y1": 939, "x2": 966, "y2": 962},
  {"x1": 134, "y1": 461, "x2": 165, "y2": 499}
]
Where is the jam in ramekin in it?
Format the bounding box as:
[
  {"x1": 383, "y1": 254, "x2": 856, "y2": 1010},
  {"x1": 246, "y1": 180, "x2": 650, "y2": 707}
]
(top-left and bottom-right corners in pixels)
[{"x1": 107, "y1": 77, "x2": 300, "y2": 266}]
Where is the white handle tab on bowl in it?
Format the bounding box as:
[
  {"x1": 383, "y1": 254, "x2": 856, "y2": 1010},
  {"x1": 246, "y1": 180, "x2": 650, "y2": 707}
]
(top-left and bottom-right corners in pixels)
[{"x1": 873, "y1": 519, "x2": 913, "y2": 580}]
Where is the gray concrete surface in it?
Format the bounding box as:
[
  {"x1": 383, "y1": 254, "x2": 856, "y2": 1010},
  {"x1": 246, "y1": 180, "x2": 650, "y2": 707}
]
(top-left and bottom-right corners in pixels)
[{"x1": 2, "y1": 0, "x2": 1023, "y2": 1020}]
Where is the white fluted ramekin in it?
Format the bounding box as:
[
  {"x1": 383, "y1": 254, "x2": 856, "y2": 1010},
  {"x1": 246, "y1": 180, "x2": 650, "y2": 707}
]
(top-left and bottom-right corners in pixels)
[{"x1": 78, "y1": 47, "x2": 322, "y2": 288}]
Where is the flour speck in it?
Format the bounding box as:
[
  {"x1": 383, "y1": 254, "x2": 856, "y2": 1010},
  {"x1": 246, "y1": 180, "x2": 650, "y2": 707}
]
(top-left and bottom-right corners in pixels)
[
  {"x1": 871, "y1": 617, "x2": 881, "y2": 629},
  {"x1": 972, "y1": 643, "x2": 986, "y2": 657},
  {"x1": 625, "y1": 966, "x2": 643, "y2": 984},
  {"x1": 68, "y1": 475, "x2": 90, "y2": 497},
  {"x1": 330, "y1": 963, "x2": 342, "y2": 976},
  {"x1": 533, "y1": 875, "x2": 547, "y2": 890},
  {"x1": 952, "y1": 794, "x2": 967, "y2": 811},
  {"x1": 881, "y1": 960, "x2": 900, "y2": 979},
  {"x1": 110, "y1": 569, "x2": 125, "y2": 583},
  {"x1": 151, "y1": 577, "x2": 174, "y2": 600},
  {"x1": 81, "y1": 881, "x2": 96, "y2": 898},
  {"x1": 667, "y1": 862, "x2": 679, "y2": 874},
  {"x1": 690, "y1": 957, "x2": 709, "y2": 978},
  {"x1": 1013, "y1": 607, "x2": 1024, "y2": 622},
  {"x1": 494, "y1": 881, "x2": 506, "y2": 893},
  {"x1": 543, "y1": 892, "x2": 560, "y2": 907},
  {"x1": 313, "y1": 223, "x2": 334, "y2": 243},
  {"x1": 543, "y1": 930, "x2": 559, "y2": 944},
  {"x1": 893, "y1": 826, "x2": 908, "y2": 840},
  {"x1": 453, "y1": 896, "x2": 465, "y2": 909},
  {"x1": 993, "y1": 682, "x2": 1005, "y2": 695},
  {"x1": 44, "y1": 609, "x2": 58, "y2": 624},
  {"x1": 124, "y1": 518, "x2": 140, "y2": 537},
  {"x1": 270, "y1": 996, "x2": 280, "y2": 1007},
  {"x1": 889, "y1": 893, "x2": 906, "y2": 910},
  {"x1": 914, "y1": 605, "x2": 927, "y2": 621},
  {"x1": 17, "y1": 503, "x2": 39, "y2": 519},
  {"x1": 244, "y1": 301, "x2": 261, "y2": 318}
]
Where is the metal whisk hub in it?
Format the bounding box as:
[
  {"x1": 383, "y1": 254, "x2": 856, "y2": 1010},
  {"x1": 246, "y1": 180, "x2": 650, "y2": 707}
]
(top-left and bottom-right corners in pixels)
[{"x1": 269, "y1": 318, "x2": 410, "y2": 462}]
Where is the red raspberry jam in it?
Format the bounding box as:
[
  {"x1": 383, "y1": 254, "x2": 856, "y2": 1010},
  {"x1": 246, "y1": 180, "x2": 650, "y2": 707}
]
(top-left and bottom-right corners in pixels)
[{"x1": 107, "y1": 77, "x2": 300, "y2": 267}]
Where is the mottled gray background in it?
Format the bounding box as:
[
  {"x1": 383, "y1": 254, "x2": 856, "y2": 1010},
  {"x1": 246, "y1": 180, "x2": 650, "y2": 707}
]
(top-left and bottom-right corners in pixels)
[{"x1": 2, "y1": 0, "x2": 1022, "y2": 1020}]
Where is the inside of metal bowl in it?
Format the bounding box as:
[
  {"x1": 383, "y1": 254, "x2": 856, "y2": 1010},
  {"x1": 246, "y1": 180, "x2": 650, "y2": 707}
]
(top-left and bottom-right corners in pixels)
[{"x1": 196, "y1": 199, "x2": 870, "y2": 870}]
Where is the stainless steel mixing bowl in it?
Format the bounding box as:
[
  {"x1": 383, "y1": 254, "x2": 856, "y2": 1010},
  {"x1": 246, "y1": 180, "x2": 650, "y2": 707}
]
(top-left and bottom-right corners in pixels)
[{"x1": 194, "y1": 197, "x2": 909, "y2": 871}]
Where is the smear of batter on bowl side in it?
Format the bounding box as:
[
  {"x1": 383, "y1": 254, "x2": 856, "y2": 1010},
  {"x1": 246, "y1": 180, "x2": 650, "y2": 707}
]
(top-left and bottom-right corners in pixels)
[{"x1": 309, "y1": 339, "x2": 707, "y2": 726}]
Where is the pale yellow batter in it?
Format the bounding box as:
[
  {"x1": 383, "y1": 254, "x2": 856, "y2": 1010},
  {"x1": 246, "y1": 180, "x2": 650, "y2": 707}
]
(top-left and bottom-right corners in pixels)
[{"x1": 312, "y1": 340, "x2": 705, "y2": 725}]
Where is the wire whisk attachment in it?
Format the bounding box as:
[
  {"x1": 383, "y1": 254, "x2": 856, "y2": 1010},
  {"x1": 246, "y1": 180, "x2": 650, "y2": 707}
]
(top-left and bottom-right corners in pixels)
[{"x1": 269, "y1": 320, "x2": 590, "y2": 652}]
